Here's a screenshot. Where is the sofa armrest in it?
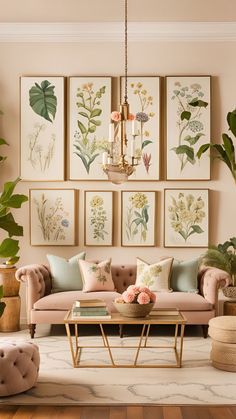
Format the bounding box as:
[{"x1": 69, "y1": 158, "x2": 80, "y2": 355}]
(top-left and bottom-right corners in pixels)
[
  {"x1": 16, "y1": 264, "x2": 52, "y2": 320},
  {"x1": 198, "y1": 267, "x2": 231, "y2": 306}
]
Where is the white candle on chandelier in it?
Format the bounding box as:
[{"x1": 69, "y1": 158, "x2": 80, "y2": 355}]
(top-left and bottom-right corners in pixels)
[
  {"x1": 130, "y1": 138, "x2": 135, "y2": 157},
  {"x1": 109, "y1": 123, "x2": 114, "y2": 142},
  {"x1": 132, "y1": 119, "x2": 137, "y2": 136},
  {"x1": 102, "y1": 151, "x2": 108, "y2": 165}
]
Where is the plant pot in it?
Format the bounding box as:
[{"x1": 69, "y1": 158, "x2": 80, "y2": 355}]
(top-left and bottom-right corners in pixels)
[
  {"x1": 0, "y1": 267, "x2": 20, "y2": 297},
  {"x1": 222, "y1": 286, "x2": 236, "y2": 299},
  {"x1": 113, "y1": 302, "x2": 154, "y2": 318}
]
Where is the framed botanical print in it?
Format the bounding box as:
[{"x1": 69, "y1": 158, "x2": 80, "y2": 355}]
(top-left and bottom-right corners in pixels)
[
  {"x1": 164, "y1": 189, "x2": 209, "y2": 248},
  {"x1": 121, "y1": 191, "x2": 156, "y2": 246},
  {"x1": 30, "y1": 189, "x2": 76, "y2": 246},
  {"x1": 69, "y1": 77, "x2": 112, "y2": 180},
  {"x1": 20, "y1": 76, "x2": 65, "y2": 181},
  {"x1": 84, "y1": 191, "x2": 113, "y2": 246},
  {"x1": 166, "y1": 76, "x2": 211, "y2": 180},
  {"x1": 120, "y1": 76, "x2": 160, "y2": 180}
]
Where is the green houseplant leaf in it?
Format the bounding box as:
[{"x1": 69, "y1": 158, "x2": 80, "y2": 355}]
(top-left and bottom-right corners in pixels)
[
  {"x1": 201, "y1": 237, "x2": 236, "y2": 285},
  {"x1": 0, "y1": 238, "x2": 19, "y2": 258},
  {"x1": 227, "y1": 109, "x2": 236, "y2": 137},
  {"x1": 197, "y1": 108, "x2": 236, "y2": 184},
  {"x1": 29, "y1": 80, "x2": 57, "y2": 122}
]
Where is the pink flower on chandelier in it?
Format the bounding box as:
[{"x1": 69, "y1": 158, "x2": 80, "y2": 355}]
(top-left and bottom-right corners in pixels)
[{"x1": 111, "y1": 111, "x2": 121, "y2": 122}]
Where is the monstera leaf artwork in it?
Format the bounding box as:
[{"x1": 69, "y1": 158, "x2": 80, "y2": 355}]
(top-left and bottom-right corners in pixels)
[
  {"x1": 20, "y1": 77, "x2": 65, "y2": 181},
  {"x1": 29, "y1": 80, "x2": 57, "y2": 122}
]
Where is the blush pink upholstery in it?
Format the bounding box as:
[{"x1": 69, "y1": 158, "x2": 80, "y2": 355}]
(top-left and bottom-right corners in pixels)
[
  {"x1": 16, "y1": 263, "x2": 231, "y2": 338},
  {"x1": 34, "y1": 290, "x2": 121, "y2": 312},
  {"x1": 0, "y1": 342, "x2": 40, "y2": 396}
]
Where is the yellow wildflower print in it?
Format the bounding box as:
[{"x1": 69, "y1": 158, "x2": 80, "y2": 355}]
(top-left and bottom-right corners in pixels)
[
  {"x1": 90, "y1": 195, "x2": 103, "y2": 208},
  {"x1": 129, "y1": 192, "x2": 148, "y2": 209}
]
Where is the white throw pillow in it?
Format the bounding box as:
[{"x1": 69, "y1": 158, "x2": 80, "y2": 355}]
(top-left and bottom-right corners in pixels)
[{"x1": 135, "y1": 257, "x2": 173, "y2": 292}]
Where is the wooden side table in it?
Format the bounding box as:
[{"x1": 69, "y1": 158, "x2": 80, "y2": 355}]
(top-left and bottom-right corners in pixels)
[
  {"x1": 0, "y1": 267, "x2": 21, "y2": 332},
  {"x1": 224, "y1": 301, "x2": 236, "y2": 316}
]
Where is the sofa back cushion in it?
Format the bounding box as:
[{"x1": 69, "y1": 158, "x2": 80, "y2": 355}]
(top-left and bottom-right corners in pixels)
[
  {"x1": 170, "y1": 258, "x2": 199, "y2": 292},
  {"x1": 79, "y1": 259, "x2": 115, "y2": 292},
  {"x1": 47, "y1": 252, "x2": 85, "y2": 293}
]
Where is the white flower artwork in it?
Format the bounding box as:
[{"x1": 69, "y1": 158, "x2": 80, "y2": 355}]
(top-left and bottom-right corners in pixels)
[{"x1": 164, "y1": 189, "x2": 209, "y2": 247}]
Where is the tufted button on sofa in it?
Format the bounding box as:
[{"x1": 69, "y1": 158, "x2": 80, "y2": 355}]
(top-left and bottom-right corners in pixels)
[
  {"x1": 16, "y1": 263, "x2": 230, "y2": 339},
  {"x1": 0, "y1": 342, "x2": 40, "y2": 396}
]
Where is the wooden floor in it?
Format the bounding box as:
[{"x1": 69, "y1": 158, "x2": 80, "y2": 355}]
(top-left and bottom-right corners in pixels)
[{"x1": 0, "y1": 405, "x2": 236, "y2": 419}]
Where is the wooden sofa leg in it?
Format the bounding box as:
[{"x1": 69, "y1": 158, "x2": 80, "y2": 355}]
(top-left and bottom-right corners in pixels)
[
  {"x1": 202, "y1": 325, "x2": 208, "y2": 339},
  {"x1": 119, "y1": 324, "x2": 123, "y2": 338},
  {"x1": 29, "y1": 324, "x2": 36, "y2": 339}
]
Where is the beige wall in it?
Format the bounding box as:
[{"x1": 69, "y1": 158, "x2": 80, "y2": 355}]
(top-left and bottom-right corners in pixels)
[
  {"x1": 0, "y1": 38, "x2": 235, "y2": 320},
  {"x1": 0, "y1": 0, "x2": 236, "y2": 22}
]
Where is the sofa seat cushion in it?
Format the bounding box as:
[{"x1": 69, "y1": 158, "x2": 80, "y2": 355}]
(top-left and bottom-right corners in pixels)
[
  {"x1": 153, "y1": 292, "x2": 213, "y2": 311},
  {"x1": 33, "y1": 291, "x2": 122, "y2": 313}
]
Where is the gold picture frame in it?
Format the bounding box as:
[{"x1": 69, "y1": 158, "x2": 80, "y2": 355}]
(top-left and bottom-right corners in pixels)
[
  {"x1": 164, "y1": 188, "x2": 209, "y2": 248},
  {"x1": 20, "y1": 76, "x2": 66, "y2": 181},
  {"x1": 68, "y1": 76, "x2": 112, "y2": 180},
  {"x1": 120, "y1": 76, "x2": 161, "y2": 180},
  {"x1": 165, "y1": 75, "x2": 211, "y2": 181},
  {"x1": 84, "y1": 190, "x2": 114, "y2": 246},
  {"x1": 30, "y1": 189, "x2": 77, "y2": 246},
  {"x1": 121, "y1": 190, "x2": 157, "y2": 247}
]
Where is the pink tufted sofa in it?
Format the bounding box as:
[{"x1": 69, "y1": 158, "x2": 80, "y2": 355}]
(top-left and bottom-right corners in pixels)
[{"x1": 16, "y1": 264, "x2": 230, "y2": 339}]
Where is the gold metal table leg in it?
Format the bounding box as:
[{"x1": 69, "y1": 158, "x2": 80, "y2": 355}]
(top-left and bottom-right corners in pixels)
[
  {"x1": 144, "y1": 324, "x2": 150, "y2": 347},
  {"x1": 134, "y1": 324, "x2": 146, "y2": 366},
  {"x1": 179, "y1": 324, "x2": 185, "y2": 367},
  {"x1": 174, "y1": 323, "x2": 178, "y2": 349},
  {"x1": 65, "y1": 323, "x2": 76, "y2": 367},
  {"x1": 99, "y1": 324, "x2": 115, "y2": 366}
]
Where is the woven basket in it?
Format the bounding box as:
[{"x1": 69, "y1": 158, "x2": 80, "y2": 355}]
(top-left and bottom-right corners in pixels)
[
  {"x1": 113, "y1": 302, "x2": 154, "y2": 318},
  {"x1": 223, "y1": 287, "x2": 236, "y2": 298}
]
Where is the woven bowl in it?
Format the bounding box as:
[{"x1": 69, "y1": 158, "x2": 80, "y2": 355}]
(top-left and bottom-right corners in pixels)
[
  {"x1": 113, "y1": 302, "x2": 154, "y2": 318},
  {"x1": 223, "y1": 287, "x2": 236, "y2": 299}
]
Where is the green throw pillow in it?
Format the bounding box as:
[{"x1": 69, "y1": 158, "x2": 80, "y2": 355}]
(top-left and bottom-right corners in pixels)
[
  {"x1": 170, "y1": 258, "x2": 199, "y2": 293},
  {"x1": 47, "y1": 252, "x2": 86, "y2": 293}
]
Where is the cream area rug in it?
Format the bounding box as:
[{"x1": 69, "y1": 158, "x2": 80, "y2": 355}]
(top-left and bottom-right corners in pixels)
[{"x1": 0, "y1": 326, "x2": 236, "y2": 405}]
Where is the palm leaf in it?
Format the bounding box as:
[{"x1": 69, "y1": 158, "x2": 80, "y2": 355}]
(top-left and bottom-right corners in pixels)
[{"x1": 201, "y1": 247, "x2": 231, "y2": 273}]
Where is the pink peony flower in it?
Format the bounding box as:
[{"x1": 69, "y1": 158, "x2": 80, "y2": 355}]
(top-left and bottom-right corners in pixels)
[
  {"x1": 127, "y1": 285, "x2": 140, "y2": 294},
  {"x1": 122, "y1": 290, "x2": 136, "y2": 303},
  {"x1": 149, "y1": 293, "x2": 156, "y2": 303},
  {"x1": 139, "y1": 286, "x2": 152, "y2": 296},
  {"x1": 111, "y1": 111, "x2": 121, "y2": 122},
  {"x1": 137, "y1": 292, "x2": 150, "y2": 305},
  {"x1": 128, "y1": 113, "x2": 135, "y2": 121}
]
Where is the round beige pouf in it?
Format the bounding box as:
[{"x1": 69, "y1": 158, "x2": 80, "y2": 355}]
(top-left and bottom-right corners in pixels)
[
  {"x1": 209, "y1": 316, "x2": 236, "y2": 372},
  {"x1": 209, "y1": 316, "x2": 236, "y2": 343},
  {"x1": 211, "y1": 340, "x2": 236, "y2": 372},
  {"x1": 0, "y1": 342, "x2": 40, "y2": 396}
]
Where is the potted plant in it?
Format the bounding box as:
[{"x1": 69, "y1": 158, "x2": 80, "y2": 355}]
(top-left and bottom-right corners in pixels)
[
  {"x1": 197, "y1": 108, "x2": 236, "y2": 184},
  {"x1": 201, "y1": 237, "x2": 236, "y2": 297},
  {"x1": 0, "y1": 110, "x2": 28, "y2": 294}
]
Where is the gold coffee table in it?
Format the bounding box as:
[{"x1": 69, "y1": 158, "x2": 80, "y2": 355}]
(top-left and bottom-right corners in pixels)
[{"x1": 64, "y1": 308, "x2": 186, "y2": 368}]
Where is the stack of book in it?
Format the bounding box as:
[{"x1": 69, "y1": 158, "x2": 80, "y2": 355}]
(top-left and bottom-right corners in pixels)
[{"x1": 72, "y1": 299, "x2": 111, "y2": 319}]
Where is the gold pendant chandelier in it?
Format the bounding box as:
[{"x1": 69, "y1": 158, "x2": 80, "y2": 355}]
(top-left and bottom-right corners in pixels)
[{"x1": 102, "y1": 0, "x2": 140, "y2": 184}]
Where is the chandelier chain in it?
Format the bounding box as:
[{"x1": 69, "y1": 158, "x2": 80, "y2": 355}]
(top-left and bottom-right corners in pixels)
[{"x1": 124, "y1": 0, "x2": 128, "y2": 103}]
